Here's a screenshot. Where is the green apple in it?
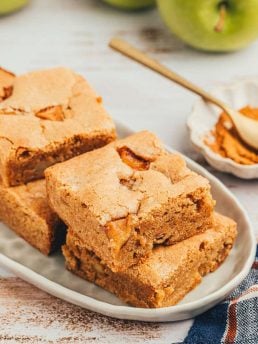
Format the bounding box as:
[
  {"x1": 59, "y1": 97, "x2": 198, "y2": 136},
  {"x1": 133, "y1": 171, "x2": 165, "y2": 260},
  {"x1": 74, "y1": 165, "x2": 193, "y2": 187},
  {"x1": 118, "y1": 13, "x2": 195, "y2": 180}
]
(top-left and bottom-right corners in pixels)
[
  {"x1": 0, "y1": 0, "x2": 28, "y2": 15},
  {"x1": 102, "y1": 0, "x2": 155, "y2": 11},
  {"x1": 157, "y1": 0, "x2": 258, "y2": 52}
]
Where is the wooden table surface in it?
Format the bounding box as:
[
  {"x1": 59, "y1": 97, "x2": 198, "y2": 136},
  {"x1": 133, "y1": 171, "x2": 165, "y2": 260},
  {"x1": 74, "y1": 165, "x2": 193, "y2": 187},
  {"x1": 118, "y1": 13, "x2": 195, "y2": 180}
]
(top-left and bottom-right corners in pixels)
[{"x1": 0, "y1": 0, "x2": 257, "y2": 342}]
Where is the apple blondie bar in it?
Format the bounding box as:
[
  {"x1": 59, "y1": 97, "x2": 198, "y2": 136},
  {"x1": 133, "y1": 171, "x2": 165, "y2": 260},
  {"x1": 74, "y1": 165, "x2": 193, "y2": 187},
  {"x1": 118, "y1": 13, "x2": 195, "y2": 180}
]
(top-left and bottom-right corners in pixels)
[
  {"x1": 46, "y1": 131, "x2": 215, "y2": 271},
  {"x1": 63, "y1": 213, "x2": 237, "y2": 308},
  {"x1": 0, "y1": 179, "x2": 65, "y2": 255},
  {"x1": 0, "y1": 67, "x2": 116, "y2": 186}
]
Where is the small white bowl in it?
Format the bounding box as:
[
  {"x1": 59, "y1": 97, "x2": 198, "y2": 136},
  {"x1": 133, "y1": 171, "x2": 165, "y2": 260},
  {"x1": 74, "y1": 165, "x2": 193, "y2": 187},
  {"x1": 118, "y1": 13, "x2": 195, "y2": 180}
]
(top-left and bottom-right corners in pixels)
[{"x1": 188, "y1": 78, "x2": 258, "y2": 179}]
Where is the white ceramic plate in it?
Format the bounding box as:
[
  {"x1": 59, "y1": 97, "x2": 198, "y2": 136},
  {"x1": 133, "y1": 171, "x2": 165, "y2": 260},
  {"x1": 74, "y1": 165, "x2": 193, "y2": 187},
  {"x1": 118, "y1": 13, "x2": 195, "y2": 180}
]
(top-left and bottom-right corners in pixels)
[
  {"x1": 0, "y1": 121, "x2": 256, "y2": 322},
  {"x1": 188, "y1": 78, "x2": 258, "y2": 179}
]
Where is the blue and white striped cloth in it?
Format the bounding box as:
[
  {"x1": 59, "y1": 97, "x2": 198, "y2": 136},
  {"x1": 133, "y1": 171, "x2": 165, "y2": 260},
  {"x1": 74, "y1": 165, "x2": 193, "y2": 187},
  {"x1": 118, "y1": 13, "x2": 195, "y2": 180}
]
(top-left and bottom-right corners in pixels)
[{"x1": 183, "y1": 247, "x2": 258, "y2": 344}]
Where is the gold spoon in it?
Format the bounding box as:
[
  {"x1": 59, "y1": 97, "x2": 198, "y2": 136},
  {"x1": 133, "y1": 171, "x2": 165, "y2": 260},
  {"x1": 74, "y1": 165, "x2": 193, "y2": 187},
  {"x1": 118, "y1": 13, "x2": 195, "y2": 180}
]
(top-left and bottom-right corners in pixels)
[{"x1": 109, "y1": 38, "x2": 258, "y2": 150}]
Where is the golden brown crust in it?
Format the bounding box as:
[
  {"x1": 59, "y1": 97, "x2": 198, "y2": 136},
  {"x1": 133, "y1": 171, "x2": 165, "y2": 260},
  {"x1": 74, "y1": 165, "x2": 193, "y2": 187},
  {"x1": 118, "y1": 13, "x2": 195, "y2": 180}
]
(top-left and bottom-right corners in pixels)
[
  {"x1": 63, "y1": 213, "x2": 237, "y2": 308},
  {"x1": 0, "y1": 179, "x2": 65, "y2": 255},
  {"x1": 46, "y1": 131, "x2": 215, "y2": 272},
  {"x1": 0, "y1": 67, "x2": 116, "y2": 186}
]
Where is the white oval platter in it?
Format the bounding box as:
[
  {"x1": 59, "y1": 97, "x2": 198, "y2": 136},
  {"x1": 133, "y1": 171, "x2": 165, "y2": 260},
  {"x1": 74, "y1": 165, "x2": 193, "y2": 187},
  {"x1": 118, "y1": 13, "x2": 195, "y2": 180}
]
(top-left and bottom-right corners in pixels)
[{"x1": 0, "y1": 121, "x2": 256, "y2": 322}]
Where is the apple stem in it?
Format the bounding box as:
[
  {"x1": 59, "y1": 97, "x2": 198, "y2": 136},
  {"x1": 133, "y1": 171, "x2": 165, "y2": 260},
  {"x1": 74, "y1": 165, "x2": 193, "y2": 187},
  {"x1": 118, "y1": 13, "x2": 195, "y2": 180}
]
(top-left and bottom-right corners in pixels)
[{"x1": 214, "y1": 3, "x2": 227, "y2": 32}]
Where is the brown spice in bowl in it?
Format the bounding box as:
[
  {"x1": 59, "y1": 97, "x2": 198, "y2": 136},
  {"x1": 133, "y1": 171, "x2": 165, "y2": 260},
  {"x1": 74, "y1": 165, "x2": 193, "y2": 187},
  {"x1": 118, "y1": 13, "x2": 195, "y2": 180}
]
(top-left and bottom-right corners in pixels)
[{"x1": 205, "y1": 106, "x2": 258, "y2": 165}]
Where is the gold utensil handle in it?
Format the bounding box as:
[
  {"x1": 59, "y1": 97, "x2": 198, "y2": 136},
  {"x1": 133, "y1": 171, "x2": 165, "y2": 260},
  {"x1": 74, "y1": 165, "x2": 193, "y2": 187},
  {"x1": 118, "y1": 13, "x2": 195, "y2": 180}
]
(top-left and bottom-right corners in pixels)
[{"x1": 109, "y1": 38, "x2": 227, "y2": 112}]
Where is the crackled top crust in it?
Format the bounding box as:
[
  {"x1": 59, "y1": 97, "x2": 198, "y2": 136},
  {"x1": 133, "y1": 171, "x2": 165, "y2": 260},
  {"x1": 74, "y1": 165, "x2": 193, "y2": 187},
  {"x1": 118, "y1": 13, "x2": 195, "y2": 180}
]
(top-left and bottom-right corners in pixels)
[
  {"x1": 46, "y1": 131, "x2": 210, "y2": 226},
  {"x1": 0, "y1": 67, "x2": 115, "y2": 165}
]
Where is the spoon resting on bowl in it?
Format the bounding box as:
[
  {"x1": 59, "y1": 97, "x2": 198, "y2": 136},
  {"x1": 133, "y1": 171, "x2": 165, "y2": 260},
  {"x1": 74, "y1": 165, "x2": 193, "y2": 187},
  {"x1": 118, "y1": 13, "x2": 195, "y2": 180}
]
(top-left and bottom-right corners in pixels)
[{"x1": 109, "y1": 38, "x2": 258, "y2": 151}]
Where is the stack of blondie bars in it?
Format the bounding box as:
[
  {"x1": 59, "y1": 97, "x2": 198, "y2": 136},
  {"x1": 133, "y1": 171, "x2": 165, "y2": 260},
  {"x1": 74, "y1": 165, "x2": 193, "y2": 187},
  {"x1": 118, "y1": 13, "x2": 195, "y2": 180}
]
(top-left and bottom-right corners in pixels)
[
  {"x1": 0, "y1": 66, "x2": 237, "y2": 308},
  {"x1": 45, "y1": 131, "x2": 237, "y2": 308},
  {"x1": 0, "y1": 67, "x2": 116, "y2": 254}
]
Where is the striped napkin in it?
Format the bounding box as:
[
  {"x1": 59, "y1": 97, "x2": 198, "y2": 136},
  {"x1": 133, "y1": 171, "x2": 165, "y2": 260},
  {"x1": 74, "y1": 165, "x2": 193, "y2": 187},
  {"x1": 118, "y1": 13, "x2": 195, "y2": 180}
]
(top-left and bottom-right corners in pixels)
[{"x1": 183, "y1": 247, "x2": 258, "y2": 344}]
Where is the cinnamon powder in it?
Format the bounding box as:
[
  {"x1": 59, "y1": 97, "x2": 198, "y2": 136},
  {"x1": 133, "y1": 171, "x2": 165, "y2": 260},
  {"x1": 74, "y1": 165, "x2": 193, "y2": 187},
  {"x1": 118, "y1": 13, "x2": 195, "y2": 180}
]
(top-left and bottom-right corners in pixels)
[{"x1": 206, "y1": 106, "x2": 258, "y2": 165}]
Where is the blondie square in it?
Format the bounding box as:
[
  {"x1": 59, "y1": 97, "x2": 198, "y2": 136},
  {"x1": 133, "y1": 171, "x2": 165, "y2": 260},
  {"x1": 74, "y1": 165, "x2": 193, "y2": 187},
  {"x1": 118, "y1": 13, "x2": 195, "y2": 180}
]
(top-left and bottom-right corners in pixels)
[
  {"x1": 63, "y1": 213, "x2": 237, "y2": 308},
  {"x1": 0, "y1": 67, "x2": 116, "y2": 186},
  {"x1": 46, "y1": 131, "x2": 215, "y2": 271},
  {"x1": 0, "y1": 179, "x2": 65, "y2": 255}
]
